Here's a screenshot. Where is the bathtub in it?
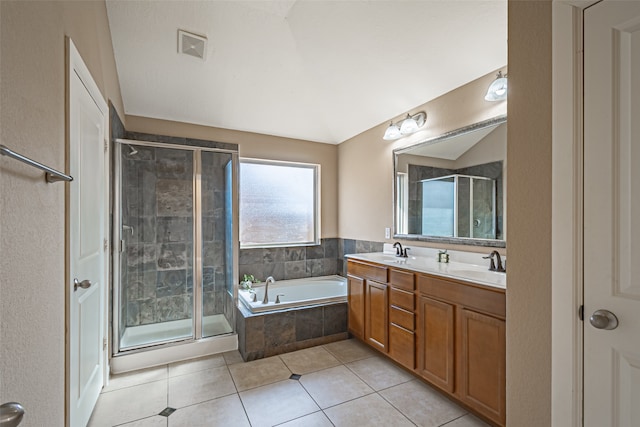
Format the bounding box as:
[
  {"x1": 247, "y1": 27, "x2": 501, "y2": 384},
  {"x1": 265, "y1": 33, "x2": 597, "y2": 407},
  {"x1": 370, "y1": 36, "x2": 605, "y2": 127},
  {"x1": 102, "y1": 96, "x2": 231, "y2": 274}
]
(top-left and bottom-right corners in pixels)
[{"x1": 238, "y1": 275, "x2": 347, "y2": 313}]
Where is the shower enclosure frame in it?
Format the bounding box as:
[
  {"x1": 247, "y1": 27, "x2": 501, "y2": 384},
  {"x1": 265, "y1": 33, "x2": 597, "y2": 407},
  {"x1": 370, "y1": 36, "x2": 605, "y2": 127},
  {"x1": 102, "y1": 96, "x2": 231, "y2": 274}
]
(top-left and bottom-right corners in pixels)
[
  {"x1": 112, "y1": 138, "x2": 239, "y2": 357},
  {"x1": 420, "y1": 173, "x2": 497, "y2": 239}
]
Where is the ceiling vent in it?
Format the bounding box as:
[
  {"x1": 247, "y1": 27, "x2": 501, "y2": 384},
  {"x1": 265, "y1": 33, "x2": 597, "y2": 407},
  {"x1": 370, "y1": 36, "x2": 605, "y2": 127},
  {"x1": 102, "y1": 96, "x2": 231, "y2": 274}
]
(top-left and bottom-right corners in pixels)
[{"x1": 178, "y1": 30, "x2": 207, "y2": 60}]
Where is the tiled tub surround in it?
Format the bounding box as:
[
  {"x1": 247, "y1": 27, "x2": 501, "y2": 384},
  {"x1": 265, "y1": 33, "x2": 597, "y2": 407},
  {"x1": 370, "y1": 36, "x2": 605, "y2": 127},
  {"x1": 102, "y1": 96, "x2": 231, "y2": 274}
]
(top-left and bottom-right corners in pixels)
[
  {"x1": 235, "y1": 240, "x2": 382, "y2": 361},
  {"x1": 236, "y1": 302, "x2": 348, "y2": 361},
  {"x1": 238, "y1": 238, "x2": 384, "y2": 282}
]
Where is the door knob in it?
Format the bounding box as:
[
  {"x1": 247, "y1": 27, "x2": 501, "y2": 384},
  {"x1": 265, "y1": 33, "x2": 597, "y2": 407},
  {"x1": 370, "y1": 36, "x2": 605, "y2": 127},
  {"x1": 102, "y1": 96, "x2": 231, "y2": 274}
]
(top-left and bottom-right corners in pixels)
[
  {"x1": 589, "y1": 309, "x2": 619, "y2": 330},
  {"x1": 74, "y1": 278, "x2": 92, "y2": 292},
  {"x1": 0, "y1": 402, "x2": 25, "y2": 427}
]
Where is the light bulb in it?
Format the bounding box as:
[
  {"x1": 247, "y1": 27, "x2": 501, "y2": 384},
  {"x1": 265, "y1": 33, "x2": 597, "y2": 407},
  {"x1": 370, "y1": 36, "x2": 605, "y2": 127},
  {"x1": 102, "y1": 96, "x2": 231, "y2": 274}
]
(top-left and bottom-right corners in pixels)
[{"x1": 400, "y1": 115, "x2": 419, "y2": 135}]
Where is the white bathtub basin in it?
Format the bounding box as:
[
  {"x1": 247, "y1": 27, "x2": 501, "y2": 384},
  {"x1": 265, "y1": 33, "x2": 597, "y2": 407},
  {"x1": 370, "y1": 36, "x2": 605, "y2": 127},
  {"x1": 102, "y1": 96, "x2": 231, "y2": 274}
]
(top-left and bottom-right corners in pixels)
[{"x1": 238, "y1": 275, "x2": 347, "y2": 313}]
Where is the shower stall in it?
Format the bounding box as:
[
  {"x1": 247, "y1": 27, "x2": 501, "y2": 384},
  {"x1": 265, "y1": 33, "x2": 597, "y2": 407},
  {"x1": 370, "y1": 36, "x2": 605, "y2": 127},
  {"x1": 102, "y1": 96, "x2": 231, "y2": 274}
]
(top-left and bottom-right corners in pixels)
[
  {"x1": 421, "y1": 174, "x2": 497, "y2": 239},
  {"x1": 112, "y1": 138, "x2": 238, "y2": 363}
]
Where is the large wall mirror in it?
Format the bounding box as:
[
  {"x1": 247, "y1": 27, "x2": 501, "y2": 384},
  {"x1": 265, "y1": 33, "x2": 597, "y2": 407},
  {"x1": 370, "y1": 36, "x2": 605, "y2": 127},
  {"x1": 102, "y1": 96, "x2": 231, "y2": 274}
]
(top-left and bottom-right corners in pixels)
[{"x1": 393, "y1": 115, "x2": 506, "y2": 248}]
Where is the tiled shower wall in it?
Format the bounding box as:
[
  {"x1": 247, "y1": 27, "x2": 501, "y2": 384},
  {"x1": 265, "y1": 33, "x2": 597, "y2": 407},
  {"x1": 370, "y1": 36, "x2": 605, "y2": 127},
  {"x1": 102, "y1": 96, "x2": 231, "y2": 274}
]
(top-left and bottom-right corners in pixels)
[
  {"x1": 122, "y1": 145, "x2": 196, "y2": 327},
  {"x1": 238, "y1": 238, "x2": 385, "y2": 283}
]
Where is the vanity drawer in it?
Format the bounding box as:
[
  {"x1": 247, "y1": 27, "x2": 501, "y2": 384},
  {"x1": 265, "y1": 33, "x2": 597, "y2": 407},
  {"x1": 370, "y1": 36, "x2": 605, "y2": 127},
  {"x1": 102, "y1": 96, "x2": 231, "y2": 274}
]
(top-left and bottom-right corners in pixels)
[
  {"x1": 390, "y1": 306, "x2": 414, "y2": 330},
  {"x1": 389, "y1": 269, "x2": 415, "y2": 291},
  {"x1": 390, "y1": 287, "x2": 414, "y2": 311},
  {"x1": 348, "y1": 260, "x2": 388, "y2": 283}
]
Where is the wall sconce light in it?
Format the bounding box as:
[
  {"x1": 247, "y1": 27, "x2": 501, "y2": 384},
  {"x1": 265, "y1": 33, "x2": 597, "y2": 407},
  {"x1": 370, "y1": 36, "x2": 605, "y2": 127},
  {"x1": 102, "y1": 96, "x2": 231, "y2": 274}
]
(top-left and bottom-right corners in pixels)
[
  {"x1": 485, "y1": 71, "x2": 508, "y2": 101},
  {"x1": 383, "y1": 111, "x2": 427, "y2": 140}
]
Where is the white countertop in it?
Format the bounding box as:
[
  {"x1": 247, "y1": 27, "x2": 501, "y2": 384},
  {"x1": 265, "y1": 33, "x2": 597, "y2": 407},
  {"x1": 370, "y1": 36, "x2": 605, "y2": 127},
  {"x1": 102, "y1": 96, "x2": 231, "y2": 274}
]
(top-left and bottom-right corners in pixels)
[{"x1": 346, "y1": 251, "x2": 506, "y2": 290}]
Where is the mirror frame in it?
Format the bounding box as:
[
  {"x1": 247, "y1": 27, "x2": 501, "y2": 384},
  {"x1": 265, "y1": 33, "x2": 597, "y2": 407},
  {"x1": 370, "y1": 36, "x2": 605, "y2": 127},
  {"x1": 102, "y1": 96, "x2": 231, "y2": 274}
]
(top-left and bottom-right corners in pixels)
[{"x1": 393, "y1": 115, "x2": 507, "y2": 248}]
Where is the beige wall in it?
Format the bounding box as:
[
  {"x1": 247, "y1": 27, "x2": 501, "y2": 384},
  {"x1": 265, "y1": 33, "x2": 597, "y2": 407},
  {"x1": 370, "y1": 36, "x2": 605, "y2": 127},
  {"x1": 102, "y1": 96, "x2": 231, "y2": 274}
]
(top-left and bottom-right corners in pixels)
[
  {"x1": 125, "y1": 115, "x2": 339, "y2": 238},
  {"x1": 506, "y1": 1, "x2": 552, "y2": 425},
  {"x1": 0, "y1": 1, "x2": 123, "y2": 425},
  {"x1": 338, "y1": 68, "x2": 507, "y2": 252},
  {"x1": 454, "y1": 123, "x2": 506, "y2": 169}
]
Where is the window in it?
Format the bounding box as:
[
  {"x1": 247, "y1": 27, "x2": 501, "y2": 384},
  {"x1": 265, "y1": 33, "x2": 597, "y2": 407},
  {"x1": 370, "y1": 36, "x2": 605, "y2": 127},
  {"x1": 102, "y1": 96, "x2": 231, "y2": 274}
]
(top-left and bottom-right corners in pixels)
[{"x1": 240, "y1": 159, "x2": 320, "y2": 248}]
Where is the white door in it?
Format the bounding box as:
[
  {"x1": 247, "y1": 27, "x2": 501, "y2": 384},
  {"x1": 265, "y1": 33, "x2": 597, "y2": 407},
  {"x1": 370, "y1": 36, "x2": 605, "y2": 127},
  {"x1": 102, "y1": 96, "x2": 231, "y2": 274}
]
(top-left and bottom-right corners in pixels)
[
  {"x1": 584, "y1": 1, "x2": 640, "y2": 426},
  {"x1": 67, "y1": 39, "x2": 108, "y2": 427}
]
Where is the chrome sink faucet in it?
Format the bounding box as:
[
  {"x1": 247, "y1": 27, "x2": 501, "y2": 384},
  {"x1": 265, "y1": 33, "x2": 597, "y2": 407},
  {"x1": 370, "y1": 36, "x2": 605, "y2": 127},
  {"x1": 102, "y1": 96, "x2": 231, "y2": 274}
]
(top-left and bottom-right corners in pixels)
[
  {"x1": 262, "y1": 276, "x2": 275, "y2": 304},
  {"x1": 483, "y1": 251, "x2": 506, "y2": 272}
]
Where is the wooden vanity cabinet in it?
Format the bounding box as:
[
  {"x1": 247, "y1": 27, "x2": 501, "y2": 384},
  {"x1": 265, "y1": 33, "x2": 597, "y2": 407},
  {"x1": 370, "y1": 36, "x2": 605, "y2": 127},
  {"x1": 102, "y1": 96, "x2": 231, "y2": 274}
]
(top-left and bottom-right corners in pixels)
[
  {"x1": 388, "y1": 269, "x2": 415, "y2": 369},
  {"x1": 347, "y1": 260, "x2": 388, "y2": 351},
  {"x1": 347, "y1": 275, "x2": 365, "y2": 339},
  {"x1": 417, "y1": 273, "x2": 506, "y2": 426},
  {"x1": 347, "y1": 259, "x2": 506, "y2": 427}
]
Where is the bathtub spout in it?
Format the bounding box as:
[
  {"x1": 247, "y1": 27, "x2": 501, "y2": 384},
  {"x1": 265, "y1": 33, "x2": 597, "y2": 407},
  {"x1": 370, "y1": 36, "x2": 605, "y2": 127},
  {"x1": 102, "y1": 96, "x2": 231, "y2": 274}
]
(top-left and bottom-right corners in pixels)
[{"x1": 262, "y1": 276, "x2": 275, "y2": 304}]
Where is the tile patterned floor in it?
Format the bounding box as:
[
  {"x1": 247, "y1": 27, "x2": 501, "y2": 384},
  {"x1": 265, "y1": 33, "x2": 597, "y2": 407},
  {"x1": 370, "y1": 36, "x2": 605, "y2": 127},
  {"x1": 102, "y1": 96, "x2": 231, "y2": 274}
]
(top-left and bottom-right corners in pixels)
[{"x1": 88, "y1": 339, "x2": 491, "y2": 427}]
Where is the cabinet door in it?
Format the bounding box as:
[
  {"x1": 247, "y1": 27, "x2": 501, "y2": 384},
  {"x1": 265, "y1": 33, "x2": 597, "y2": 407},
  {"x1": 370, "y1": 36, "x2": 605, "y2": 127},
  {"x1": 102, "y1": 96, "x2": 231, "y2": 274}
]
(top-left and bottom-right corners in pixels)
[
  {"x1": 347, "y1": 275, "x2": 365, "y2": 339},
  {"x1": 417, "y1": 295, "x2": 455, "y2": 392},
  {"x1": 459, "y1": 308, "x2": 506, "y2": 426},
  {"x1": 389, "y1": 323, "x2": 415, "y2": 369},
  {"x1": 365, "y1": 280, "x2": 388, "y2": 352}
]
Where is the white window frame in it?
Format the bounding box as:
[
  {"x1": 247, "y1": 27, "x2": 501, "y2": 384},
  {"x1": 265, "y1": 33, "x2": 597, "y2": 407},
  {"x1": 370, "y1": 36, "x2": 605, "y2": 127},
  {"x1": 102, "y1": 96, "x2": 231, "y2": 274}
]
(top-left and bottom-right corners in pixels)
[{"x1": 239, "y1": 157, "x2": 321, "y2": 249}]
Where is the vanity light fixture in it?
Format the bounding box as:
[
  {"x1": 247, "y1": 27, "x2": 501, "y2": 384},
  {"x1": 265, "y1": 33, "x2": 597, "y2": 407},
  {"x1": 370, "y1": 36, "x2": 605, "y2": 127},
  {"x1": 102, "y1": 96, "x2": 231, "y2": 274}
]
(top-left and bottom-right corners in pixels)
[
  {"x1": 382, "y1": 111, "x2": 427, "y2": 140},
  {"x1": 484, "y1": 71, "x2": 508, "y2": 101}
]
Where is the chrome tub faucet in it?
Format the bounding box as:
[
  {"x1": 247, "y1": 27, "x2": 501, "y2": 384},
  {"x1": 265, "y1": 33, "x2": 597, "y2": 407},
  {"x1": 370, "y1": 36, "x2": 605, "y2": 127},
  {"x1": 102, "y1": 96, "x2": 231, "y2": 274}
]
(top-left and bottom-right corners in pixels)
[{"x1": 262, "y1": 276, "x2": 275, "y2": 304}]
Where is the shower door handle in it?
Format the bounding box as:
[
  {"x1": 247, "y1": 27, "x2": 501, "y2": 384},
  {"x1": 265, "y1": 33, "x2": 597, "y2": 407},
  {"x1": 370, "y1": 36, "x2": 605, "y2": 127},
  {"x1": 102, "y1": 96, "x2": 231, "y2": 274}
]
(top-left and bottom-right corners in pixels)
[{"x1": 74, "y1": 278, "x2": 92, "y2": 291}]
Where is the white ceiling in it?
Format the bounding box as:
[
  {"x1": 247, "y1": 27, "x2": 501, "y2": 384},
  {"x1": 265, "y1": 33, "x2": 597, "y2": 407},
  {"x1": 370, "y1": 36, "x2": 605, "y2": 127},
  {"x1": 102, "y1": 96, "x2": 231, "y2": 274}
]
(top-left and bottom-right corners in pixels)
[{"x1": 106, "y1": 0, "x2": 507, "y2": 145}]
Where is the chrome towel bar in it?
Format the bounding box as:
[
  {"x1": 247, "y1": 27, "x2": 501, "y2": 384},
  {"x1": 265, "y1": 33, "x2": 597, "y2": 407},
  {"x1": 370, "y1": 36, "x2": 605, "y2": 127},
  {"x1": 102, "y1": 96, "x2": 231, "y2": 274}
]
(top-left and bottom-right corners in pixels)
[{"x1": 0, "y1": 144, "x2": 73, "y2": 183}]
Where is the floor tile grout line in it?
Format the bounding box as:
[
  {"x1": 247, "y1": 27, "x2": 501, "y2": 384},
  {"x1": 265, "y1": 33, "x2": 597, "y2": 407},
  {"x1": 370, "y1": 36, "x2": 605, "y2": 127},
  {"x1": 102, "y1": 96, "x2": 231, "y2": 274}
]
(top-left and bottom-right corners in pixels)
[
  {"x1": 376, "y1": 389, "x2": 421, "y2": 427},
  {"x1": 271, "y1": 410, "x2": 334, "y2": 427},
  {"x1": 319, "y1": 409, "x2": 338, "y2": 427},
  {"x1": 438, "y1": 412, "x2": 474, "y2": 427},
  {"x1": 224, "y1": 363, "x2": 241, "y2": 394},
  {"x1": 312, "y1": 389, "x2": 379, "y2": 411},
  {"x1": 341, "y1": 353, "x2": 415, "y2": 393},
  {"x1": 295, "y1": 373, "x2": 328, "y2": 413},
  {"x1": 101, "y1": 376, "x2": 168, "y2": 395},
  {"x1": 165, "y1": 390, "x2": 239, "y2": 413},
  {"x1": 233, "y1": 389, "x2": 254, "y2": 427}
]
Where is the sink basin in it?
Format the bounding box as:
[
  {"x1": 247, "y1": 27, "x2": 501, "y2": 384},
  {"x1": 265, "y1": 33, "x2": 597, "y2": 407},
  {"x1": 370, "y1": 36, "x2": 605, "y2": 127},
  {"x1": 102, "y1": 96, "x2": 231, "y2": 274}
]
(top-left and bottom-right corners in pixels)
[{"x1": 447, "y1": 269, "x2": 505, "y2": 283}]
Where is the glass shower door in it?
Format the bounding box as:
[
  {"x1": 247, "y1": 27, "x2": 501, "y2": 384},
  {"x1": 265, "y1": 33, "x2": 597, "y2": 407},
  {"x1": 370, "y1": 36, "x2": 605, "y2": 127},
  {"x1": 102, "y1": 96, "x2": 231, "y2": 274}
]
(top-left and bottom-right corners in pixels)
[
  {"x1": 421, "y1": 177, "x2": 455, "y2": 236},
  {"x1": 118, "y1": 144, "x2": 195, "y2": 350},
  {"x1": 471, "y1": 178, "x2": 496, "y2": 239},
  {"x1": 200, "y1": 151, "x2": 234, "y2": 338}
]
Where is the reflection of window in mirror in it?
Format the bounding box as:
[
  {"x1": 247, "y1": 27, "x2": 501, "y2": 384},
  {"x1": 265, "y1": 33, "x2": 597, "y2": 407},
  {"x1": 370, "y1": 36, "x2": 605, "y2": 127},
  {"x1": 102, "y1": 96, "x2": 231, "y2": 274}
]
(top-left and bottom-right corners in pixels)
[{"x1": 396, "y1": 172, "x2": 408, "y2": 235}]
